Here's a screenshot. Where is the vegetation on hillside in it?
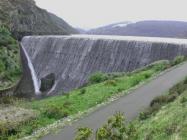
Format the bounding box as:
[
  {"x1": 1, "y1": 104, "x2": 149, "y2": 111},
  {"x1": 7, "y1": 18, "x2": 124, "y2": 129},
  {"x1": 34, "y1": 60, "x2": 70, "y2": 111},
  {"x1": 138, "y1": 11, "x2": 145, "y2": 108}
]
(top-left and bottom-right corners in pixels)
[
  {"x1": 0, "y1": 0, "x2": 78, "y2": 40},
  {"x1": 134, "y1": 79, "x2": 187, "y2": 140},
  {"x1": 0, "y1": 26, "x2": 21, "y2": 90},
  {"x1": 0, "y1": 59, "x2": 182, "y2": 139},
  {"x1": 75, "y1": 76, "x2": 187, "y2": 140}
]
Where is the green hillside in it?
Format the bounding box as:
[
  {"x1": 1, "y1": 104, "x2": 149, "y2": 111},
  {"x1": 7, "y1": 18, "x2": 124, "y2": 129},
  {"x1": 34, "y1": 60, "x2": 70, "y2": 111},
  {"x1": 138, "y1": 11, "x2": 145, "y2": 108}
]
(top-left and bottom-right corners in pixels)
[
  {"x1": 0, "y1": 0, "x2": 78, "y2": 40},
  {"x1": 0, "y1": 26, "x2": 21, "y2": 90},
  {"x1": 134, "y1": 80, "x2": 187, "y2": 140}
]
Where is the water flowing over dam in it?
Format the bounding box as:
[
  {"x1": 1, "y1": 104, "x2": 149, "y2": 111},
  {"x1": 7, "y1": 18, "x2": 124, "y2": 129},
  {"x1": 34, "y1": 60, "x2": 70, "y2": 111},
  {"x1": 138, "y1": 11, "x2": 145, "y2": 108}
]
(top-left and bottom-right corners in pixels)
[{"x1": 16, "y1": 35, "x2": 187, "y2": 97}]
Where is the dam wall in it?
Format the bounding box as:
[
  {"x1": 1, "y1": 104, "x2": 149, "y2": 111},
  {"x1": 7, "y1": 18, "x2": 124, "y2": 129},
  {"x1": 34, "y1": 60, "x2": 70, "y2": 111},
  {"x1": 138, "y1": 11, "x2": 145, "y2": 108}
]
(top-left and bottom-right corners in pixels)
[{"x1": 16, "y1": 35, "x2": 187, "y2": 97}]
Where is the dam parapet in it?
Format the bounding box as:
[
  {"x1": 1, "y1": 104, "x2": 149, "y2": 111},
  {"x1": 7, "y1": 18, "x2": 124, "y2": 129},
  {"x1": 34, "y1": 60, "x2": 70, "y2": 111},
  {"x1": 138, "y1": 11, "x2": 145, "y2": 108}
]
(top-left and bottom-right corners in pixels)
[{"x1": 16, "y1": 35, "x2": 187, "y2": 97}]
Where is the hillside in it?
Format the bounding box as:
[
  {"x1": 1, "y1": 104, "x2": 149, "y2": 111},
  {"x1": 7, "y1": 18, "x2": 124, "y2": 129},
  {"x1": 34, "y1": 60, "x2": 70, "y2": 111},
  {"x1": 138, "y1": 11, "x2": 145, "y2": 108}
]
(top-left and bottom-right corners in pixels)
[
  {"x1": 87, "y1": 21, "x2": 187, "y2": 38},
  {"x1": 0, "y1": 0, "x2": 78, "y2": 40},
  {"x1": 134, "y1": 89, "x2": 187, "y2": 139},
  {"x1": 0, "y1": 26, "x2": 21, "y2": 90}
]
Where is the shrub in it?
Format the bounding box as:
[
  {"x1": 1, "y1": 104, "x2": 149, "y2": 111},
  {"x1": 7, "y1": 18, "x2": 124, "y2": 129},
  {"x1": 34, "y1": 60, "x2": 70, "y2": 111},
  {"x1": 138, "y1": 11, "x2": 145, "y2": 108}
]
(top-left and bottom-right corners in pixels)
[
  {"x1": 139, "y1": 112, "x2": 150, "y2": 120},
  {"x1": 96, "y1": 112, "x2": 128, "y2": 140},
  {"x1": 150, "y1": 95, "x2": 167, "y2": 107},
  {"x1": 89, "y1": 72, "x2": 108, "y2": 84},
  {"x1": 144, "y1": 73, "x2": 151, "y2": 79},
  {"x1": 151, "y1": 60, "x2": 169, "y2": 71},
  {"x1": 169, "y1": 82, "x2": 187, "y2": 95},
  {"x1": 184, "y1": 77, "x2": 187, "y2": 84},
  {"x1": 117, "y1": 88, "x2": 123, "y2": 93},
  {"x1": 75, "y1": 127, "x2": 93, "y2": 140},
  {"x1": 180, "y1": 97, "x2": 187, "y2": 103},
  {"x1": 131, "y1": 78, "x2": 141, "y2": 86},
  {"x1": 79, "y1": 88, "x2": 86, "y2": 95},
  {"x1": 139, "y1": 104, "x2": 162, "y2": 120},
  {"x1": 0, "y1": 26, "x2": 21, "y2": 89},
  {"x1": 0, "y1": 96, "x2": 15, "y2": 104},
  {"x1": 171, "y1": 56, "x2": 186, "y2": 66},
  {"x1": 43, "y1": 105, "x2": 69, "y2": 119},
  {"x1": 166, "y1": 94, "x2": 177, "y2": 102},
  {"x1": 63, "y1": 101, "x2": 72, "y2": 108},
  {"x1": 75, "y1": 113, "x2": 138, "y2": 140},
  {"x1": 104, "y1": 80, "x2": 117, "y2": 86},
  {"x1": 127, "y1": 123, "x2": 138, "y2": 139}
]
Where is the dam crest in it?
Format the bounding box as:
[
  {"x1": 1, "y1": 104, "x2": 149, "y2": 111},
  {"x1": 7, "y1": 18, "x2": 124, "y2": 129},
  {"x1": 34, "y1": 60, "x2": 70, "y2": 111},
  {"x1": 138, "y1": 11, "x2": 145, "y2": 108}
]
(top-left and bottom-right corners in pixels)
[{"x1": 16, "y1": 35, "x2": 187, "y2": 97}]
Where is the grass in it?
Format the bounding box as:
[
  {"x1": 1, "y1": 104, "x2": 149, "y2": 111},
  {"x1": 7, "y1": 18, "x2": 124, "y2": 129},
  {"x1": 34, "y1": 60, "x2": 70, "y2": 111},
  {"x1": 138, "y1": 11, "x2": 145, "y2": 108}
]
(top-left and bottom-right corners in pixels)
[{"x1": 134, "y1": 88, "x2": 187, "y2": 140}]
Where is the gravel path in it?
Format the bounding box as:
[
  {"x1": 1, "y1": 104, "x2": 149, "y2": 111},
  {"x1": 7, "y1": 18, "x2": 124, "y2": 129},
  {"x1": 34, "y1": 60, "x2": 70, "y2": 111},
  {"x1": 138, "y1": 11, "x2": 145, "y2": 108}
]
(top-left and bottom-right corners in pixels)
[{"x1": 41, "y1": 62, "x2": 187, "y2": 140}]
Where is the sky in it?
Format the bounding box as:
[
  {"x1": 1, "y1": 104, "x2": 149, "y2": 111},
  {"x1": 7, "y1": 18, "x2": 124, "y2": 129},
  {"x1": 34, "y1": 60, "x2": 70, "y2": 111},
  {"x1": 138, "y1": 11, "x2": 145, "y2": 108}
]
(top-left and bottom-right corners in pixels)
[{"x1": 35, "y1": 0, "x2": 187, "y2": 29}]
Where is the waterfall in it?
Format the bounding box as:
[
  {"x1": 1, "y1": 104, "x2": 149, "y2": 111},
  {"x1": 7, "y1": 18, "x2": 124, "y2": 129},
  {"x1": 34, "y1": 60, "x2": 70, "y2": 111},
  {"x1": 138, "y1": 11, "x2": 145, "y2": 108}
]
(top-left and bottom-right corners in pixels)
[
  {"x1": 20, "y1": 43, "x2": 41, "y2": 95},
  {"x1": 18, "y1": 35, "x2": 187, "y2": 97}
]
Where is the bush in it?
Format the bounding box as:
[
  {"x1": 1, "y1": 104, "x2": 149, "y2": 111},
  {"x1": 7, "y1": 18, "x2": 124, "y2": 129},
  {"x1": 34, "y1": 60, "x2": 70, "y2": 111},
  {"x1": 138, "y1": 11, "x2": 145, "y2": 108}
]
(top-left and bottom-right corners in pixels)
[
  {"x1": 150, "y1": 60, "x2": 169, "y2": 71},
  {"x1": 169, "y1": 82, "x2": 187, "y2": 95},
  {"x1": 75, "y1": 127, "x2": 93, "y2": 140},
  {"x1": 79, "y1": 88, "x2": 86, "y2": 95},
  {"x1": 171, "y1": 56, "x2": 186, "y2": 66},
  {"x1": 150, "y1": 95, "x2": 168, "y2": 107},
  {"x1": 0, "y1": 26, "x2": 21, "y2": 89},
  {"x1": 180, "y1": 97, "x2": 187, "y2": 103},
  {"x1": 0, "y1": 96, "x2": 15, "y2": 104},
  {"x1": 139, "y1": 104, "x2": 161, "y2": 120},
  {"x1": 104, "y1": 80, "x2": 117, "y2": 86},
  {"x1": 43, "y1": 105, "x2": 69, "y2": 119},
  {"x1": 75, "y1": 112, "x2": 138, "y2": 140},
  {"x1": 89, "y1": 72, "x2": 108, "y2": 84},
  {"x1": 63, "y1": 101, "x2": 72, "y2": 108},
  {"x1": 131, "y1": 78, "x2": 141, "y2": 86},
  {"x1": 139, "y1": 111, "x2": 150, "y2": 120},
  {"x1": 144, "y1": 73, "x2": 151, "y2": 79}
]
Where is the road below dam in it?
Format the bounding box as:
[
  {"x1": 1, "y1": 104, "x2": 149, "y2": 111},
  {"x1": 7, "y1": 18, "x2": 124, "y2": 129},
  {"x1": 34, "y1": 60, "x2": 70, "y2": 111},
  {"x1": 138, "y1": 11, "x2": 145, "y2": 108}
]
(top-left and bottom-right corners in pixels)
[
  {"x1": 16, "y1": 35, "x2": 187, "y2": 97},
  {"x1": 41, "y1": 62, "x2": 187, "y2": 140}
]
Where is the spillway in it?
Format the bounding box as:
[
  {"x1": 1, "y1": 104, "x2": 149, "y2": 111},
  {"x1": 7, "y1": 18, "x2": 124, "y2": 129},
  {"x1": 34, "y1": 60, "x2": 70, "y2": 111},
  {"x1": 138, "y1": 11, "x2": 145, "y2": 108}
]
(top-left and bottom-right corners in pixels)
[{"x1": 16, "y1": 35, "x2": 187, "y2": 97}]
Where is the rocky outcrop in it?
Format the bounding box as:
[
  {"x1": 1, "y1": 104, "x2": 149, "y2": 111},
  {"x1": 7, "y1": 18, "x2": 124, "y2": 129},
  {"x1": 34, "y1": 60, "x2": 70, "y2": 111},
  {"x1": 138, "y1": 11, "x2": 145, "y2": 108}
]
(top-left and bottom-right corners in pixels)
[
  {"x1": 0, "y1": 0, "x2": 78, "y2": 40},
  {"x1": 16, "y1": 35, "x2": 187, "y2": 97}
]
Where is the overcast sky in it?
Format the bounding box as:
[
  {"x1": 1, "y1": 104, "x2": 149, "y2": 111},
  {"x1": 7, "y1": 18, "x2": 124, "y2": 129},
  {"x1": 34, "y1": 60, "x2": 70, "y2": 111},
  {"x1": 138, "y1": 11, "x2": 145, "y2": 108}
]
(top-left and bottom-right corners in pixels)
[{"x1": 35, "y1": 0, "x2": 187, "y2": 29}]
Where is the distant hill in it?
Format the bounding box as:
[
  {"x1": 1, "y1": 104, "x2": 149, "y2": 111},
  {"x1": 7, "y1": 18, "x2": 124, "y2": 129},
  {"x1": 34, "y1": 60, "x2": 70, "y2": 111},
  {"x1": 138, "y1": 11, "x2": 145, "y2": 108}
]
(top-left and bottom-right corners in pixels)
[
  {"x1": 87, "y1": 21, "x2": 187, "y2": 38},
  {"x1": 76, "y1": 28, "x2": 87, "y2": 34},
  {"x1": 0, "y1": 0, "x2": 78, "y2": 40}
]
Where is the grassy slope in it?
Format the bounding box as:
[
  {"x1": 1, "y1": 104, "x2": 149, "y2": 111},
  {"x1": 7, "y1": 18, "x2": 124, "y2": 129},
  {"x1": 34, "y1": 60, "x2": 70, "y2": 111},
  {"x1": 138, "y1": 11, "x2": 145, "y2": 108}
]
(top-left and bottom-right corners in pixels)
[
  {"x1": 0, "y1": 27, "x2": 21, "y2": 90},
  {"x1": 134, "y1": 92, "x2": 187, "y2": 140},
  {"x1": 134, "y1": 88, "x2": 187, "y2": 140}
]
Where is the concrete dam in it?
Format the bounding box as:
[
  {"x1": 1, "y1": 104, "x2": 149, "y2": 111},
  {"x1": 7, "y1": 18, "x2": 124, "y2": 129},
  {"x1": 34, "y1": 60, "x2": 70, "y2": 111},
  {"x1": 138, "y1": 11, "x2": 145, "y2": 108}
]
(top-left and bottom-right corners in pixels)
[{"x1": 16, "y1": 35, "x2": 187, "y2": 97}]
